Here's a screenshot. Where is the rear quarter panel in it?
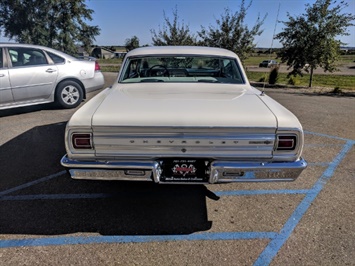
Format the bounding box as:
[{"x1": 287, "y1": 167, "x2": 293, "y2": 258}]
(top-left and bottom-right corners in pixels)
[
  {"x1": 255, "y1": 90, "x2": 302, "y2": 130},
  {"x1": 67, "y1": 87, "x2": 111, "y2": 128},
  {"x1": 56, "y1": 60, "x2": 95, "y2": 81}
]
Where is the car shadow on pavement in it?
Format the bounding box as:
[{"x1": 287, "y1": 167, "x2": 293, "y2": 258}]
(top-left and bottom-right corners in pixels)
[
  {"x1": 0, "y1": 103, "x2": 62, "y2": 117},
  {"x1": 0, "y1": 123, "x2": 216, "y2": 236}
]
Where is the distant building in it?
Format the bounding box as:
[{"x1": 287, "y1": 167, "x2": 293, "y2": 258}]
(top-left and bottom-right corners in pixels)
[
  {"x1": 114, "y1": 52, "x2": 127, "y2": 58},
  {"x1": 91, "y1": 47, "x2": 115, "y2": 59},
  {"x1": 76, "y1": 45, "x2": 136, "y2": 59},
  {"x1": 77, "y1": 46, "x2": 90, "y2": 57}
]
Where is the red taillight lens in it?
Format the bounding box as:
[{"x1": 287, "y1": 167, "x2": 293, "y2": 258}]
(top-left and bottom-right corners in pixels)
[
  {"x1": 72, "y1": 133, "x2": 92, "y2": 149},
  {"x1": 95, "y1": 61, "x2": 100, "y2": 71},
  {"x1": 277, "y1": 135, "x2": 296, "y2": 150}
]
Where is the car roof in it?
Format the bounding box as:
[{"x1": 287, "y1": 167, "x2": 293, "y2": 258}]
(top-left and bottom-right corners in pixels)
[
  {"x1": 0, "y1": 42, "x2": 76, "y2": 59},
  {"x1": 126, "y1": 46, "x2": 239, "y2": 59}
]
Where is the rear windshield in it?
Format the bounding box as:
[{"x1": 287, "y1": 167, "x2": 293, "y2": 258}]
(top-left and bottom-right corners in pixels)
[{"x1": 119, "y1": 55, "x2": 245, "y2": 84}]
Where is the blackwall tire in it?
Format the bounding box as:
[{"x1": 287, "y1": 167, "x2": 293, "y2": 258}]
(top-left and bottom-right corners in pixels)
[{"x1": 55, "y1": 80, "x2": 83, "y2": 109}]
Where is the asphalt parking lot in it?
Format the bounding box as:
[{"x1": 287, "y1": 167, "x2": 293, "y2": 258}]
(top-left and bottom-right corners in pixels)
[{"x1": 0, "y1": 73, "x2": 354, "y2": 265}]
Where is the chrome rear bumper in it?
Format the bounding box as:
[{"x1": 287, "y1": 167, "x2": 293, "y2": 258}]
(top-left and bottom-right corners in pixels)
[
  {"x1": 61, "y1": 155, "x2": 307, "y2": 184},
  {"x1": 210, "y1": 160, "x2": 307, "y2": 183}
]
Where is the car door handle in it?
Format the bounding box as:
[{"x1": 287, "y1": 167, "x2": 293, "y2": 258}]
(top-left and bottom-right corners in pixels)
[
  {"x1": 0, "y1": 74, "x2": 5, "y2": 77},
  {"x1": 46, "y1": 68, "x2": 57, "y2": 73}
]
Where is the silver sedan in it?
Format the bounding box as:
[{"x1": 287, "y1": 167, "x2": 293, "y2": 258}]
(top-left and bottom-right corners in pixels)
[{"x1": 0, "y1": 43, "x2": 104, "y2": 110}]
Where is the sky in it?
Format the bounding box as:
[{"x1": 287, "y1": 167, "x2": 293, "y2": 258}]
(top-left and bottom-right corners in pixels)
[
  {"x1": 0, "y1": 0, "x2": 353, "y2": 47},
  {"x1": 85, "y1": 0, "x2": 355, "y2": 48}
]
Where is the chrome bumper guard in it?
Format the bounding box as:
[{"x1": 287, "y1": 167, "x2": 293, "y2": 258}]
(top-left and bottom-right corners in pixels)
[{"x1": 61, "y1": 155, "x2": 307, "y2": 184}]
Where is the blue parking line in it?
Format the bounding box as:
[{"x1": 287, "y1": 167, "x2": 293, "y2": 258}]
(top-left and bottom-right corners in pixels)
[
  {"x1": 215, "y1": 189, "x2": 310, "y2": 196},
  {"x1": 0, "y1": 232, "x2": 277, "y2": 248},
  {"x1": 254, "y1": 140, "x2": 354, "y2": 266},
  {"x1": 305, "y1": 143, "x2": 342, "y2": 148},
  {"x1": 308, "y1": 162, "x2": 330, "y2": 167},
  {"x1": 304, "y1": 130, "x2": 354, "y2": 142}
]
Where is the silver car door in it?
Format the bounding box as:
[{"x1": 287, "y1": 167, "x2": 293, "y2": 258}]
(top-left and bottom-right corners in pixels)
[
  {"x1": 7, "y1": 47, "x2": 58, "y2": 103},
  {"x1": 0, "y1": 47, "x2": 13, "y2": 105}
]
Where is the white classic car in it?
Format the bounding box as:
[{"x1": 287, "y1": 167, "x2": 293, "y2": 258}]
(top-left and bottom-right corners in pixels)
[{"x1": 61, "y1": 46, "x2": 307, "y2": 184}]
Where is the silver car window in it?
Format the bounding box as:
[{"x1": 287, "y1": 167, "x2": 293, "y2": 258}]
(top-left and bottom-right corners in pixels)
[
  {"x1": 8, "y1": 47, "x2": 48, "y2": 67},
  {"x1": 120, "y1": 55, "x2": 245, "y2": 84},
  {"x1": 46, "y1": 51, "x2": 65, "y2": 64}
]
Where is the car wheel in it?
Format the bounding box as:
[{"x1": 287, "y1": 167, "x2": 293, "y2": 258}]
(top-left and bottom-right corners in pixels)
[{"x1": 55, "y1": 80, "x2": 83, "y2": 109}]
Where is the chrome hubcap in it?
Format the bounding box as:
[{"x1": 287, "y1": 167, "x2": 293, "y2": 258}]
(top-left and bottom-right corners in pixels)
[{"x1": 61, "y1": 85, "x2": 79, "y2": 105}]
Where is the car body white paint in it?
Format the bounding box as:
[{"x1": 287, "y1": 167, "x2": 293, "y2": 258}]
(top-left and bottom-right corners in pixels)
[{"x1": 61, "y1": 46, "x2": 307, "y2": 184}]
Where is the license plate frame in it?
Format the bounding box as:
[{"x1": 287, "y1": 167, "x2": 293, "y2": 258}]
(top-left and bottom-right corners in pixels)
[{"x1": 160, "y1": 158, "x2": 209, "y2": 183}]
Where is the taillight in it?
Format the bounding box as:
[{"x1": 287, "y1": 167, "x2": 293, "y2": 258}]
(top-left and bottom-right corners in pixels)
[
  {"x1": 72, "y1": 133, "x2": 92, "y2": 149},
  {"x1": 95, "y1": 61, "x2": 101, "y2": 71},
  {"x1": 276, "y1": 135, "x2": 296, "y2": 150}
]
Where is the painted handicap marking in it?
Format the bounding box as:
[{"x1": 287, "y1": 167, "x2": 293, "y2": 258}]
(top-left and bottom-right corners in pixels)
[
  {"x1": 304, "y1": 130, "x2": 353, "y2": 142},
  {"x1": 0, "y1": 232, "x2": 278, "y2": 248},
  {"x1": 254, "y1": 139, "x2": 354, "y2": 266},
  {"x1": 0, "y1": 131, "x2": 354, "y2": 266}
]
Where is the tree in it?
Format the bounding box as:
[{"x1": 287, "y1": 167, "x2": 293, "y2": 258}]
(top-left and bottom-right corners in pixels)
[
  {"x1": 151, "y1": 6, "x2": 196, "y2": 46},
  {"x1": 0, "y1": 0, "x2": 100, "y2": 55},
  {"x1": 197, "y1": 0, "x2": 266, "y2": 62},
  {"x1": 125, "y1": 36, "x2": 140, "y2": 52},
  {"x1": 275, "y1": 0, "x2": 355, "y2": 87}
]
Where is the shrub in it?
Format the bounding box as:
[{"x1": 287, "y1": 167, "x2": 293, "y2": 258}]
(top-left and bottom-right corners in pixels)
[
  {"x1": 331, "y1": 87, "x2": 343, "y2": 94},
  {"x1": 258, "y1": 74, "x2": 268, "y2": 82},
  {"x1": 268, "y1": 66, "x2": 279, "y2": 84},
  {"x1": 288, "y1": 76, "x2": 300, "y2": 85}
]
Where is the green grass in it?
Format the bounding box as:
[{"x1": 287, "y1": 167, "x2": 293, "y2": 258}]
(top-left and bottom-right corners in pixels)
[
  {"x1": 338, "y1": 54, "x2": 355, "y2": 65},
  {"x1": 100, "y1": 65, "x2": 121, "y2": 72},
  {"x1": 243, "y1": 54, "x2": 355, "y2": 66},
  {"x1": 243, "y1": 54, "x2": 278, "y2": 65},
  {"x1": 98, "y1": 54, "x2": 354, "y2": 66},
  {"x1": 246, "y1": 71, "x2": 355, "y2": 90},
  {"x1": 97, "y1": 58, "x2": 123, "y2": 64}
]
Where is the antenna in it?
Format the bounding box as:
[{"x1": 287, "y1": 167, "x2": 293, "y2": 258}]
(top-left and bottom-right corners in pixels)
[
  {"x1": 262, "y1": 2, "x2": 281, "y2": 95},
  {"x1": 270, "y1": 2, "x2": 281, "y2": 55}
]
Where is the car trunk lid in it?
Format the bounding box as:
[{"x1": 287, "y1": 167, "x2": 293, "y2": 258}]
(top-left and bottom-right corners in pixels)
[
  {"x1": 90, "y1": 83, "x2": 277, "y2": 159},
  {"x1": 91, "y1": 83, "x2": 277, "y2": 128}
]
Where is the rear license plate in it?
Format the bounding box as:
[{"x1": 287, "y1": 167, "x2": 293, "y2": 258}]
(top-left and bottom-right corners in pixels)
[{"x1": 160, "y1": 159, "x2": 209, "y2": 183}]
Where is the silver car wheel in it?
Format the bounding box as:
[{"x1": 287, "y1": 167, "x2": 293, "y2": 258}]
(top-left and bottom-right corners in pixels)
[
  {"x1": 61, "y1": 85, "x2": 80, "y2": 105},
  {"x1": 55, "y1": 80, "x2": 83, "y2": 109}
]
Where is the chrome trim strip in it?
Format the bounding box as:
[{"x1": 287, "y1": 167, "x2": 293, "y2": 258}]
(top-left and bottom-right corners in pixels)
[
  {"x1": 61, "y1": 157, "x2": 157, "y2": 170},
  {"x1": 92, "y1": 132, "x2": 276, "y2": 158},
  {"x1": 69, "y1": 169, "x2": 153, "y2": 181}
]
